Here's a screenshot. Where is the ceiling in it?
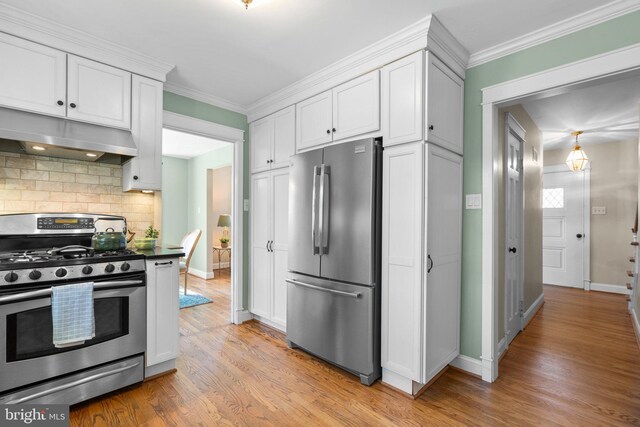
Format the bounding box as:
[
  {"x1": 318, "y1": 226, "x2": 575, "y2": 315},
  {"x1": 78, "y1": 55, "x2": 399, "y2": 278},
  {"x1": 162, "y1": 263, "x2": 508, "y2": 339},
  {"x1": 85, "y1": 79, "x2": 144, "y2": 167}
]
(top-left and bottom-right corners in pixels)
[
  {"x1": 0, "y1": 0, "x2": 619, "y2": 110},
  {"x1": 521, "y1": 74, "x2": 640, "y2": 150},
  {"x1": 162, "y1": 129, "x2": 229, "y2": 159}
]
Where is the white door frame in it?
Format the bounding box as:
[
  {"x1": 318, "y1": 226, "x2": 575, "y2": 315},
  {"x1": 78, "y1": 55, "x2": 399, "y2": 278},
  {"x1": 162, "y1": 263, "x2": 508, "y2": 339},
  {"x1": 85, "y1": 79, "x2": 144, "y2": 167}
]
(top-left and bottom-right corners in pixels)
[
  {"x1": 543, "y1": 164, "x2": 591, "y2": 290},
  {"x1": 503, "y1": 113, "x2": 525, "y2": 348},
  {"x1": 481, "y1": 42, "x2": 640, "y2": 382},
  {"x1": 163, "y1": 111, "x2": 247, "y2": 325}
]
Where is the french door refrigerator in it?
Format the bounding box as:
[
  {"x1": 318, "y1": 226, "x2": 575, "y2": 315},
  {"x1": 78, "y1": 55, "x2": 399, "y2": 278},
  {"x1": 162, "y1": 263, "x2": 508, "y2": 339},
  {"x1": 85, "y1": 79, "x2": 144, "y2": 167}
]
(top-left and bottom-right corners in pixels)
[{"x1": 287, "y1": 137, "x2": 382, "y2": 385}]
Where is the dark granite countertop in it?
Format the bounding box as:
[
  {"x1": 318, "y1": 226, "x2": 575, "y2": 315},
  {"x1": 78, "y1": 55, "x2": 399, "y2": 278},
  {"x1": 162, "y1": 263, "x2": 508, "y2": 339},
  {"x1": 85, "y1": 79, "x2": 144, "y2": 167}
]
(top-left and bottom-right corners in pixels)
[{"x1": 131, "y1": 246, "x2": 185, "y2": 260}]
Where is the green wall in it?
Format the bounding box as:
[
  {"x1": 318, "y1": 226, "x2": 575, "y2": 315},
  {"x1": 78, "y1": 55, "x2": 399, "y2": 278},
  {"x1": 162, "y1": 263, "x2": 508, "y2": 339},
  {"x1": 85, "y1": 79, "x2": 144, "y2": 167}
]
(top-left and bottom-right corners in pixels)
[
  {"x1": 163, "y1": 91, "x2": 249, "y2": 307},
  {"x1": 187, "y1": 145, "x2": 234, "y2": 273},
  {"x1": 161, "y1": 156, "x2": 189, "y2": 246},
  {"x1": 460, "y1": 10, "x2": 640, "y2": 358}
]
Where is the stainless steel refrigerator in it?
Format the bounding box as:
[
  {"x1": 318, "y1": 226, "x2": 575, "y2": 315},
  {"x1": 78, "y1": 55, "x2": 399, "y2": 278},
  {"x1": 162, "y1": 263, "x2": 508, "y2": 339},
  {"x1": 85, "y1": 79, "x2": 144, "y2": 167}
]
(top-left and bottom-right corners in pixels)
[{"x1": 287, "y1": 137, "x2": 382, "y2": 385}]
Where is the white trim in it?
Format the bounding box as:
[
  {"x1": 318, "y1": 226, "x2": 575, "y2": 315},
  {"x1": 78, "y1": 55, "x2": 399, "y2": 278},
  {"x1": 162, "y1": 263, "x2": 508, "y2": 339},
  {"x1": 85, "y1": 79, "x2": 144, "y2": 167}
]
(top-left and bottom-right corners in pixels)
[
  {"x1": 164, "y1": 82, "x2": 248, "y2": 115},
  {"x1": 449, "y1": 355, "x2": 483, "y2": 377},
  {"x1": 235, "y1": 310, "x2": 253, "y2": 324},
  {"x1": 590, "y1": 282, "x2": 632, "y2": 295},
  {"x1": 212, "y1": 262, "x2": 231, "y2": 270},
  {"x1": 497, "y1": 337, "x2": 507, "y2": 360},
  {"x1": 468, "y1": 0, "x2": 640, "y2": 68},
  {"x1": 0, "y1": 3, "x2": 174, "y2": 82},
  {"x1": 247, "y1": 15, "x2": 468, "y2": 122},
  {"x1": 381, "y1": 368, "x2": 413, "y2": 394},
  {"x1": 523, "y1": 293, "x2": 545, "y2": 327},
  {"x1": 145, "y1": 358, "x2": 176, "y2": 378},
  {"x1": 188, "y1": 268, "x2": 214, "y2": 280},
  {"x1": 252, "y1": 314, "x2": 285, "y2": 333},
  {"x1": 163, "y1": 111, "x2": 245, "y2": 326},
  {"x1": 631, "y1": 307, "x2": 640, "y2": 347},
  {"x1": 481, "y1": 41, "x2": 640, "y2": 383}
]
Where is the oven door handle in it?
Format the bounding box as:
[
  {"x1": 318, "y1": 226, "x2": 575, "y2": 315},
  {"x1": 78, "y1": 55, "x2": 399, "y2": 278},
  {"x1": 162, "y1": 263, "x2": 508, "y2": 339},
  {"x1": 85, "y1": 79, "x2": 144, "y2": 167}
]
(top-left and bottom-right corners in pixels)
[{"x1": 0, "y1": 280, "x2": 144, "y2": 304}]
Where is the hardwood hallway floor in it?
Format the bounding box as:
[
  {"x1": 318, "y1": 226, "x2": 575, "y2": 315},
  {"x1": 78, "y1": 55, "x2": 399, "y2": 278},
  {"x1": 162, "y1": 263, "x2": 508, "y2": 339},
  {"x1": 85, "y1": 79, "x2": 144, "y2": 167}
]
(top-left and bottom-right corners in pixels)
[{"x1": 70, "y1": 279, "x2": 640, "y2": 426}]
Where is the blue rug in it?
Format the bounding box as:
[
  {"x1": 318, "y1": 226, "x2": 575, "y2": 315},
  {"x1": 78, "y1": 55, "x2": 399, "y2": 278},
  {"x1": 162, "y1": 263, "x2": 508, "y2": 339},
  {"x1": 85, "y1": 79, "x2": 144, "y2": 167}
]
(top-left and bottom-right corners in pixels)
[{"x1": 179, "y1": 291, "x2": 213, "y2": 309}]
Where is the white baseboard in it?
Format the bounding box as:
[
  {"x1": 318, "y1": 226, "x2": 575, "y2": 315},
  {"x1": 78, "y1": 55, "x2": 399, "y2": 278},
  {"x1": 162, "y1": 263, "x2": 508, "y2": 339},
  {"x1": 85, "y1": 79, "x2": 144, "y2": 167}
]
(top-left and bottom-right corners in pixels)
[
  {"x1": 523, "y1": 292, "x2": 545, "y2": 327},
  {"x1": 631, "y1": 307, "x2": 640, "y2": 348},
  {"x1": 590, "y1": 282, "x2": 631, "y2": 295},
  {"x1": 145, "y1": 358, "x2": 176, "y2": 379},
  {"x1": 188, "y1": 268, "x2": 214, "y2": 280},
  {"x1": 449, "y1": 355, "x2": 483, "y2": 377},
  {"x1": 235, "y1": 310, "x2": 253, "y2": 324},
  {"x1": 497, "y1": 336, "x2": 507, "y2": 359},
  {"x1": 212, "y1": 262, "x2": 230, "y2": 269},
  {"x1": 251, "y1": 313, "x2": 286, "y2": 333},
  {"x1": 381, "y1": 368, "x2": 413, "y2": 395}
]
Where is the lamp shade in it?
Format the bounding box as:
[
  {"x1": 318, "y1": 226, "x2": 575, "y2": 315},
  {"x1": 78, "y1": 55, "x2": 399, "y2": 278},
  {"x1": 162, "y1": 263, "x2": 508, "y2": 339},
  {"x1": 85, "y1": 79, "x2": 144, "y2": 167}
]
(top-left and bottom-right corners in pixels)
[
  {"x1": 217, "y1": 214, "x2": 231, "y2": 227},
  {"x1": 565, "y1": 145, "x2": 589, "y2": 172}
]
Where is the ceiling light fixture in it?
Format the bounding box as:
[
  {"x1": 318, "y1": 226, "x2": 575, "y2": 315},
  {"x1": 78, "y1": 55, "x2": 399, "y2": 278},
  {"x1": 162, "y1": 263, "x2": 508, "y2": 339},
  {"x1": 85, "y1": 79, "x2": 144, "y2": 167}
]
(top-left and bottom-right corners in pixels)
[
  {"x1": 241, "y1": 0, "x2": 252, "y2": 9},
  {"x1": 565, "y1": 131, "x2": 589, "y2": 172},
  {"x1": 86, "y1": 153, "x2": 97, "y2": 157},
  {"x1": 32, "y1": 146, "x2": 46, "y2": 151}
]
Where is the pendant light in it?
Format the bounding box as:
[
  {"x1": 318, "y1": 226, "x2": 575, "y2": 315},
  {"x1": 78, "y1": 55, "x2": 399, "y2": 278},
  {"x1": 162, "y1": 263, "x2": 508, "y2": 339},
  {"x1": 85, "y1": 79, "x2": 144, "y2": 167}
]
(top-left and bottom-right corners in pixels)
[
  {"x1": 241, "y1": 0, "x2": 253, "y2": 9},
  {"x1": 565, "y1": 131, "x2": 589, "y2": 172}
]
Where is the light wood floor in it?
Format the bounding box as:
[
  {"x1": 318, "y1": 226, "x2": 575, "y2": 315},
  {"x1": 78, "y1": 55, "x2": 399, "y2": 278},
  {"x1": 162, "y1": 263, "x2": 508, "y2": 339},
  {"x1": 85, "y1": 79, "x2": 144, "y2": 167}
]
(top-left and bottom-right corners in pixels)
[{"x1": 70, "y1": 279, "x2": 640, "y2": 426}]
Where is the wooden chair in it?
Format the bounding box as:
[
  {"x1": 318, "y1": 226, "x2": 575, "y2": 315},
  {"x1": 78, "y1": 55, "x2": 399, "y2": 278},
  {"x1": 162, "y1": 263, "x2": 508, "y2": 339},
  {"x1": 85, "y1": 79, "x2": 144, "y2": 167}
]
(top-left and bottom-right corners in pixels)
[{"x1": 179, "y1": 229, "x2": 202, "y2": 295}]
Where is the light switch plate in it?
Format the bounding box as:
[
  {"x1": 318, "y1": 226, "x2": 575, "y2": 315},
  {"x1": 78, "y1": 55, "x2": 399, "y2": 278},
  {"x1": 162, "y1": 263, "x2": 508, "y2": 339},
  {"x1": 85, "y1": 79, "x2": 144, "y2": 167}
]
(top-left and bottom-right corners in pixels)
[
  {"x1": 244, "y1": 199, "x2": 250, "y2": 211},
  {"x1": 466, "y1": 194, "x2": 482, "y2": 210},
  {"x1": 592, "y1": 206, "x2": 606, "y2": 215}
]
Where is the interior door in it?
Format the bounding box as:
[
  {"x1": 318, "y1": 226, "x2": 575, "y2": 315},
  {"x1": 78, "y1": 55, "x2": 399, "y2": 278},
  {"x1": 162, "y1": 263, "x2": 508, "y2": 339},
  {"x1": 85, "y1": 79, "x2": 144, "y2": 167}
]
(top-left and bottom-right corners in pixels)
[
  {"x1": 504, "y1": 127, "x2": 524, "y2": 345},
  {"x1": 288, "y1": 148, "x2": 323, "y2": 277},
  {"x1": 250, "y1": 172, "x2": 272, "y2": 318},
  {"x1": 271, "y1": 169, "x2": 289, "y2": 327},
  {"x1": 543, "y1": 170, "x2": 585, "y2": 288},
  {"x1": 320, "y1": 139, "x2": 378, "y2": 286}
]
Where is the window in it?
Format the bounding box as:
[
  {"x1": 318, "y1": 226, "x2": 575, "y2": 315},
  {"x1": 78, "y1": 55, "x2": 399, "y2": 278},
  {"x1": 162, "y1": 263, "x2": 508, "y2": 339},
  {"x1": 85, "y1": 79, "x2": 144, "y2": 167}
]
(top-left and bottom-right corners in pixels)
[{"x1": 543, "y1": 188, "x2": 564, "y2": 209}]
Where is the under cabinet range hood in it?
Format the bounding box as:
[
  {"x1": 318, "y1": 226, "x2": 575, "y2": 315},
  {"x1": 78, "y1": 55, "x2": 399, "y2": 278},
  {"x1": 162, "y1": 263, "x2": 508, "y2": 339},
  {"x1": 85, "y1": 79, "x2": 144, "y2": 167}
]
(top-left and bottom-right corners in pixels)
[{"x1": 0, "y1": 106, "x2": 137, "y2": 159}]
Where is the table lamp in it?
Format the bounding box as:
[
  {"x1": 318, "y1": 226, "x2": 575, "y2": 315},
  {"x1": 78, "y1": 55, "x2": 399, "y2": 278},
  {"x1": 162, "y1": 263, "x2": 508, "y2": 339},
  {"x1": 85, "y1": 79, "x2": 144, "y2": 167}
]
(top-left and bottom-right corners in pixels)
[{"x1": 217, "y1": 214, "x2": 231, "y2": 242}]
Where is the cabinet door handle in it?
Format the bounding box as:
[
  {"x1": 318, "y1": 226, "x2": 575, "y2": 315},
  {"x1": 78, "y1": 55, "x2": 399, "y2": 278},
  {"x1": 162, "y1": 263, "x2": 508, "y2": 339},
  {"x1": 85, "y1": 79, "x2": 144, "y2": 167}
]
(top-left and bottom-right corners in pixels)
[
  {"x1": 133, "y1": 175, "x2": 139, "y2": 180},
  {"x1": 70, "y1": 103, "x2": 77, "y2": 108},
  {"x1": 427, "y1": 255, "x2": 433, "y2": 273},
  {"x1": 269, "y1": 241, "x2": 274, "y2": 252},
  {"x1": 57, "y1": 100, "x2": 64, "y2": 106},
  {"x1": 428, "y1": 125, "x2": 434, "y2": 130},
  {"x1": 326, "y1": 129, "x2": 331, "y2": 134},
  {"x1": 155, "y1": 261, "x2": 173, "y2": 266},
  {"x1": 332, "y1": 128, "x2": 336, "y2": 133}
]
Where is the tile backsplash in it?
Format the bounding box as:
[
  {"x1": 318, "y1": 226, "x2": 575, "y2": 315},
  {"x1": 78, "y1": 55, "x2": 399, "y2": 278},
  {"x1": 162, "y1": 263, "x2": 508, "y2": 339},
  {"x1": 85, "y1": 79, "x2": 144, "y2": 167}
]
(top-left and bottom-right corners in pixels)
[{"x1": 0, "y1": 151, "x2": 155, "y2": 234}]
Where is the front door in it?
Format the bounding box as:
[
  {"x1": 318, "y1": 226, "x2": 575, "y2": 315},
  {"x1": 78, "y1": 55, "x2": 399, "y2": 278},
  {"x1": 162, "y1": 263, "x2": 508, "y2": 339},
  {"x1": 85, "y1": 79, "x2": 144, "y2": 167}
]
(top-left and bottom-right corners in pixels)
[
  {"x1": 543, "y1": 170, "x2": 586, "y2": 288},
  {"x1": 505, "y1": 119, "x2": 524, "y2": 345}
]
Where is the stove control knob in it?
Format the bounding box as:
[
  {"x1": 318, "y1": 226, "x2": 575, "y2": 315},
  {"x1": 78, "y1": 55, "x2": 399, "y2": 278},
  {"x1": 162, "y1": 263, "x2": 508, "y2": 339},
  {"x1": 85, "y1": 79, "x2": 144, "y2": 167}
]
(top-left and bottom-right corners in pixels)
[
  {"x1": 29, "y1": 270, "x2": 42, "y2": 280},
  {"x1": 4, "y1": 272, "x2": 18, "y2": 283},
  {"x1": 55, "y1": 268, "x2": 67, "y2": 278},
  {"x1": 82, "y1": 266, "x2": 93, "y2": 275},
  {"x1": 121, "y1": 262, "x2": 131, "y2": 272},
  {"x1": 105, "y1": 264, "x2": 115, "y2": 273}
]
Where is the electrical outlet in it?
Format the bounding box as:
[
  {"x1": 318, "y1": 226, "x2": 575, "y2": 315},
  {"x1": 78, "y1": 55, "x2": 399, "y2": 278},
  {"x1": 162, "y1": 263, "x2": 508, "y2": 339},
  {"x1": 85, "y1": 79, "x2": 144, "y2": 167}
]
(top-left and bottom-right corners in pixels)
[
  {"x1": 244, "y1": 199, "x2": 250, "y2": 211},
  {"x1": 466, "y1": 194, "x2": 481, "y2": 210},
  {"x1": 592, "y1": 206, "x2": 606, "y2": 215}
]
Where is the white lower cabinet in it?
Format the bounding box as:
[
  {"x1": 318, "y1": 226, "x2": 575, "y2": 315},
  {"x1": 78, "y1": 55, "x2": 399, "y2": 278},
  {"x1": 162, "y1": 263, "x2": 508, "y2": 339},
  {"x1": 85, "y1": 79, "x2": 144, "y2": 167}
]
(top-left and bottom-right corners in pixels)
[
  {"x1": 381, "y1": 142, "x2": 462, "y2": 395},
  {"x1": 146, "y1": 258, "x2": 180, "y2": 377},
  {"x1": 250, "y1": 168, "x2": 289, "y2": 331}
]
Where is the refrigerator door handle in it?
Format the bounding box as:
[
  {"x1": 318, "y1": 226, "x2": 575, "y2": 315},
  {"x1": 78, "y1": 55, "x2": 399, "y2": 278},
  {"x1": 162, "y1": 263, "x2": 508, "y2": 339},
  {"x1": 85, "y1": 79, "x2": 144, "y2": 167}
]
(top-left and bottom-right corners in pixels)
[
  {"x1": 286, "y1": 279, "x2": 361, "y2": 298},
  {"x1": 312, "y1": 166, "x2": 321, "y2": 254},
  {"x1": 319, "y1": 164, "x2": 330, "y2": 255}
]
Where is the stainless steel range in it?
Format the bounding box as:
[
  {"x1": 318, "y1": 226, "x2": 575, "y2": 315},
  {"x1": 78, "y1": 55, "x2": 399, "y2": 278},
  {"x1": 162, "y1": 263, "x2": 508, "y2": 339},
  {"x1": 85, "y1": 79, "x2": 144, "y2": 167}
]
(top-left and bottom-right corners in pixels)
[{"x1": 0, "y1": 213, "x2": 146, "y2": 405}]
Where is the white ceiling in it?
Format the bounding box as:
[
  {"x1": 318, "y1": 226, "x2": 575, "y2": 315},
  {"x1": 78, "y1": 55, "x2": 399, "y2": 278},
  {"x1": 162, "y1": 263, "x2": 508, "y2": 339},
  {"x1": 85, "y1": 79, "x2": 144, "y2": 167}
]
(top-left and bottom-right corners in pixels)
[
  {"x1": 0, "y1": 0, "x2": 617, "y2": 110},
  {"x1": 162, "y1": 128, "x2": 230, "y2": 159},
  {"x1": 521, "y1": 74, "x2": 640, "y2": 150}
]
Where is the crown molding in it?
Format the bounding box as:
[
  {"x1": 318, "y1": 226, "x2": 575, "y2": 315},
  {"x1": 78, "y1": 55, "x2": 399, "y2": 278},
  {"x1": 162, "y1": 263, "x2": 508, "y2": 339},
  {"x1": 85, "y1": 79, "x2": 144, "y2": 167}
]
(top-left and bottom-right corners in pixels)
[
  {"x1": 468, "y1": 0, "x2": 640, "y2": 68},
  {"x1": 164, "y1": 82, "x2": 248, "y2": 116},
  {"x1": 0, "y1": 3, "x2": 174, "y2": 81},
  {"x1": 247, "y1": 15, "x2": 469, "y2": 123}
]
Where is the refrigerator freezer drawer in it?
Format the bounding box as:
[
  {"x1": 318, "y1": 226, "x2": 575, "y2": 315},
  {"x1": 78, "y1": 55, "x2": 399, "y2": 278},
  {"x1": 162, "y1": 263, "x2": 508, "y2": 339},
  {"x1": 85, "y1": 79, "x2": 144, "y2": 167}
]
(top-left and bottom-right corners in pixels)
[{"x1": 286, "y1": 274, "x2": 379, "y2": 384}]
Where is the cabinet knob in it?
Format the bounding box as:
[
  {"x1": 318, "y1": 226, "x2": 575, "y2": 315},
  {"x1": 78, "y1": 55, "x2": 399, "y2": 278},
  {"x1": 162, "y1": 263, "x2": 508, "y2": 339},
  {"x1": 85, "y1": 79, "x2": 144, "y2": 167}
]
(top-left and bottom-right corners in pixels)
[
  {"x1": 266, "y1": 160, "x2": 270, "y2": 164},
  {"x1": 57, "y1": 100, "x2": 64, "y2": 106},
  {"x1": 332, "y1": 128, "x2": 336, "y2": 133},
  {"x1": 70, "y1": 103, "x2": 77, "y2": 108},
  {"x1": 326, "y1": 129, "x2": 330, "y2": 134},
  {"x1": 133, "y1": 175, "x2": 139, "y2": 180},
  {"x1": 428, "y1": 125, "x2": 434, "y2": 130}
]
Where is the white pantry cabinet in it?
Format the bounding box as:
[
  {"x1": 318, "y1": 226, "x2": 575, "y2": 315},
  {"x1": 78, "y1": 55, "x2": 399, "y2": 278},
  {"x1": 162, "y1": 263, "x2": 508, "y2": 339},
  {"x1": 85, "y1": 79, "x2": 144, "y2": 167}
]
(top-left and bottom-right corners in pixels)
[
  {"x1": 250, "y1": 168, "x2": 289, "y2": 330},
  {"x1": 381, "y1": 142, "x2": 462, "y2": 394},
  {"x1": 296, "y1": 70, "x2": 380, "y2": 151},
  {"x1": 0, "y1": 32, "x2": 67, "y2": 117},
  {"x1": 122, "y1": 75, "x2": 163, "y2": 191},
  {"x1": 250, "y1": 105, "x2": 295, "y2": 173},
  {"x1": 67, "y1": 55, "x2": 132, "y2": 129},
  {"x1": 146, "y1": 257, "x2": 180, "y2": 374}
]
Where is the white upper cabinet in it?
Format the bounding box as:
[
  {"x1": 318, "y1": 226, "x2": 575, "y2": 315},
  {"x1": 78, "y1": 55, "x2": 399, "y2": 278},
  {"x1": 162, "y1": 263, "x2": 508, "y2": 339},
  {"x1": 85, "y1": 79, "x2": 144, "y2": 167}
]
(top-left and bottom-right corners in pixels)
[
  {"x1": 332, "y1": 71, "x2": 380, "y2": 141},
  {"x1": 296, "y1": 90, "x2": 333, "y2": 151},
  {"x1": 0, "y1": 33, "x2": 67, "y2": 117},
  {"x1": 67, "y1": 55, "x2": 132, "y2": 129},
  {"x1": 123, "y1": 75, "x2": 163, "y2": 191},
  {"x1": 425, "y1": 52, "x2": 464, "y2": 154},
  {"x1": 250, "y1": 106, "x2": 295, "y2": 173},
  {"x1": 296, "y1": 70, "x2": 380, "y2": 151},
  {"x1": 382, "y1": 51, "x2": 424, "y2": 146}
]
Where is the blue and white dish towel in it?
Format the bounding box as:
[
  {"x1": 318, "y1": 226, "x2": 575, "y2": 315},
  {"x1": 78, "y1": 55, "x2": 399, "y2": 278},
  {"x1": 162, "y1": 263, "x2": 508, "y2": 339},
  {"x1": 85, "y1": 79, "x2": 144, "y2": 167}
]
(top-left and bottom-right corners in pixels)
[{"x1": 51, "y1": 282, "x2": 96, "y2": 348}]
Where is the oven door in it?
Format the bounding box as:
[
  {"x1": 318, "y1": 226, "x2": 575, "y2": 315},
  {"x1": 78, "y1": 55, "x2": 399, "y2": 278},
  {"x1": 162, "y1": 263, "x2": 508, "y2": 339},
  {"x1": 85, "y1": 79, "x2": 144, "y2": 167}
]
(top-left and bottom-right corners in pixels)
[{"x1": 0, "y1": 274, "x2": 146, "y2": 394}]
